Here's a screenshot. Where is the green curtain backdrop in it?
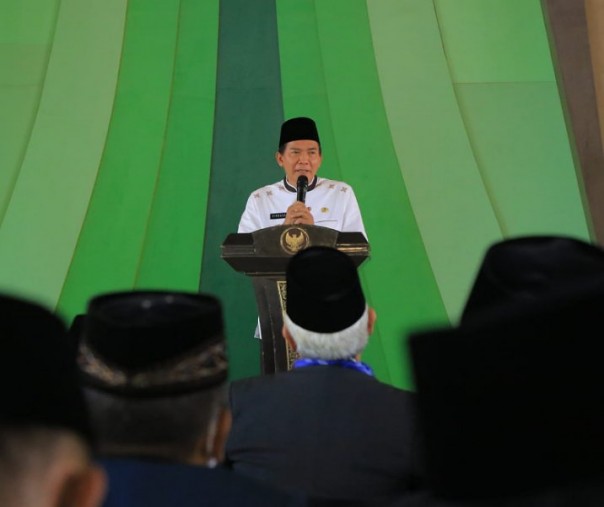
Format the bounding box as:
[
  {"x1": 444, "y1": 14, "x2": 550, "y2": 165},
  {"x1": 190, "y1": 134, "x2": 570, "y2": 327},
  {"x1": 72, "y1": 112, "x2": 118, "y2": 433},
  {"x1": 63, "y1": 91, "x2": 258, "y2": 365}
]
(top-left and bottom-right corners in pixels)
[{"x1": 0, "y1": 0, "x2": 589, "y2": 389}]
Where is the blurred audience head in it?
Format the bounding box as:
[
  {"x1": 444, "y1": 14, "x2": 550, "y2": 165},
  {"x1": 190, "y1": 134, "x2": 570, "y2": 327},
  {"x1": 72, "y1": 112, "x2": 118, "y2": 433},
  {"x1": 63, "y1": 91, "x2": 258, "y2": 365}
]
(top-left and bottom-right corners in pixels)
[
  {"x1": 283, "y1": 246, "x2": 375, "y2": 359},
  {"x1": 77, "y1": 290, "x2": 229, "y2": 466},
  {"x1": 461, "y1": 235, "x2": 604, "y2": 324},
  {"x1": 409, "y1": 235, "x2": 604, "y2": 501},
  {"x1": 0, "y1": 293, "x2": 106, "y2": 507}
]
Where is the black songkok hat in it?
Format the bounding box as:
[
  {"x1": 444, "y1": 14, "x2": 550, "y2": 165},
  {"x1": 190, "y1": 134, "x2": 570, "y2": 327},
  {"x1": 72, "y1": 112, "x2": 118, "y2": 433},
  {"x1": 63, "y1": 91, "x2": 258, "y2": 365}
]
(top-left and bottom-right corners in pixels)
[
  {"x1": 286, "y1": 246, "x2": 365, "y2": 333},
  {"x1": 0, "y1": 294, "x2": 94, "y2": 447},
  {"x1": 78, "y1": 290, "x2": 228, "y2": 397},
  {"x1": 460, "y1": 235, "x2": 604, "y2": 324},
  {"x1": 279, "y1": 117, "x2": 320, "y2": 148}
]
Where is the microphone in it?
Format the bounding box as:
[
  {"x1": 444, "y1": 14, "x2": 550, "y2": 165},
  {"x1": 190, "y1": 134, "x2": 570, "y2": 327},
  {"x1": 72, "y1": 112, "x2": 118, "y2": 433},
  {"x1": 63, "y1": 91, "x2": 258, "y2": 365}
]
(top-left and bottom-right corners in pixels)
[{"x1": 296, "y1": 175, "x2": 308, "y2": 203}]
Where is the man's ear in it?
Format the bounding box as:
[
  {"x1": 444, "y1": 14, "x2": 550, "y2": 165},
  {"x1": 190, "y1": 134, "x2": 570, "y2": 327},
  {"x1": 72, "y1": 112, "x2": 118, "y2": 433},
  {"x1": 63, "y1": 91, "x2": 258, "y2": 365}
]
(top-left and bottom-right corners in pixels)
[
  {"x1": 282, "y1": 324, "x2": 297, "y2": 351},
  {"x1": 275, "y1": 151, "x2": 284, "y2": 167},
  {"x1": 211, "y1": 407, "x2": 232, "y2": 464},
  {"x1": 367, "y1": 307, "x2": 377, "y2": 335},
  {"x1": 59, "y1": 464, "x2": 107, "y2": 507}
]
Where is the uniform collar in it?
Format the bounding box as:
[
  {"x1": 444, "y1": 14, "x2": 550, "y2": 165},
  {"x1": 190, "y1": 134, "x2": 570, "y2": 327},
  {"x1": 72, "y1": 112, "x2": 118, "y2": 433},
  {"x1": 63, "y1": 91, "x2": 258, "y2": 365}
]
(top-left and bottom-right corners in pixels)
[{"x1": 283, "y1": 176, "x2": 318, "y2": 193}]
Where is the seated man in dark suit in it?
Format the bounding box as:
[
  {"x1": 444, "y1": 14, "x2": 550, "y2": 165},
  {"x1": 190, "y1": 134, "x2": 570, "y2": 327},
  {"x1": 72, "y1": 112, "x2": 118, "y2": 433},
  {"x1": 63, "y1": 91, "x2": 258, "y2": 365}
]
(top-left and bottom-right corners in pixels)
[
  {"x1": 0, "y1": 293, "x2": 106, "y2": 507},
  {"x1": 225, "y1": 246, "x2": 424, "y2": 504},
  {"x1": 76, "y1": 290, "x2": 306, "y2": 507}
]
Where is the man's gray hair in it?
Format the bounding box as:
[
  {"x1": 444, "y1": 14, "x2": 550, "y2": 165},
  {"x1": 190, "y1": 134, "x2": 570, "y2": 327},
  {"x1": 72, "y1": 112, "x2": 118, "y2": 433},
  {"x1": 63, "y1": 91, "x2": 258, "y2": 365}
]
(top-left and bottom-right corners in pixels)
[{"x1": 284, "y1": 306, "x2": 369, "y2": 359}]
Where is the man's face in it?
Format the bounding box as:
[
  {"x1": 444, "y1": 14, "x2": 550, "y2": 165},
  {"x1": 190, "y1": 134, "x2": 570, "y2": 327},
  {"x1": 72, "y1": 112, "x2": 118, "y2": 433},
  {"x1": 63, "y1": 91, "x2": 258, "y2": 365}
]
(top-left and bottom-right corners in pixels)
[{"x1": 276, "y1": 140, "x2": 322, "y2": 186}]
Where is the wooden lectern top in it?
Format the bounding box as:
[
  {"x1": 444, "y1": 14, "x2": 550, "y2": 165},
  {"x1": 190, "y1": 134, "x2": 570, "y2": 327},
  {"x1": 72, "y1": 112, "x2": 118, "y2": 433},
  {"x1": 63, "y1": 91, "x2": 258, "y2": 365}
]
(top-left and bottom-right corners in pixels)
[{"x1": 221, "y1": 224, "x2": 369, "y2": 276}]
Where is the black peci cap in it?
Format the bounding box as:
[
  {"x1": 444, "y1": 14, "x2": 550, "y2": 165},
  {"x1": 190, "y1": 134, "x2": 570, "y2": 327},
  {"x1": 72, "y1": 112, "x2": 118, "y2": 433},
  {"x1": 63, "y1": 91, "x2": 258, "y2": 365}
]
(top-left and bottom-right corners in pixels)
[
  {"x1": 279, "y1": 117, "x2": 320, "y2": 148},
  {"x1": 286, "y1": 247, "x2": 365, "y2": 333},
  {"x1": 79, "y1": 290, "x2": 228, "y2": 397},
  {"x1": 461, "y1": 235, "x2": 604, "y2": 324}
]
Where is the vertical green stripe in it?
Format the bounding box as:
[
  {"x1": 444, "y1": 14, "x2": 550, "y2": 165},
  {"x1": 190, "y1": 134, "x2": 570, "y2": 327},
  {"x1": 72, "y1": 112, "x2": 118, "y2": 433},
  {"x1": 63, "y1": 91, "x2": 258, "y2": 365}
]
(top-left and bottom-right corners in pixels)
[
  {"x1": 368, "y1": 0, "x2": 501, "y2": 327},
  {"x1": 276, "y1": 0, "x2": 333, "y2": 147},
  {"x1": 278, "y1": 0, "x2": 444, "y2": 388},
  {"x1": 456, "y1": 83, "x2": 589, "y2": 239},
  {"x1": 135, "y1": 0, "x2": 219, "y2": 290},
  {"x1": 58, "y1": 0, "x2": 180, "y2": 319},
  {"x1": 0, "y1": 0, "x2": 60, "y2": 223},
  {"x1": 201, "y1": 0, "x2": 283, "y2": 380},
  {"x1": 0, "y1": 0, "x2": 126, "y2": 310},
  {"x1": 437, "y1": 0, "x2": 589, "y2": 241},
  {"x1": 436, "y1": 0, "x2": 554, "y2": 82}
]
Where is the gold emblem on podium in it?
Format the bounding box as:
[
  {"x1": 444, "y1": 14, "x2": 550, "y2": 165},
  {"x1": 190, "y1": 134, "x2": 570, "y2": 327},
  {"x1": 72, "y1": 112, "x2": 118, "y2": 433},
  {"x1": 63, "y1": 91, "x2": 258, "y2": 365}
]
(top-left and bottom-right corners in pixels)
[{"x1": 280, "y1": 227, "x2": 310, "y2": 254}]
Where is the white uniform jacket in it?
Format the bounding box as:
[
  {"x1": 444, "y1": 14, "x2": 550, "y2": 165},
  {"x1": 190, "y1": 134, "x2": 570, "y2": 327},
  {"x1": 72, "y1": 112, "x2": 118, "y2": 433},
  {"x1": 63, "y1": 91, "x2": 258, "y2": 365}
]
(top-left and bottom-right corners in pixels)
[{"x1": 238, "y1": 176, "x2": 367, "y2": 239}]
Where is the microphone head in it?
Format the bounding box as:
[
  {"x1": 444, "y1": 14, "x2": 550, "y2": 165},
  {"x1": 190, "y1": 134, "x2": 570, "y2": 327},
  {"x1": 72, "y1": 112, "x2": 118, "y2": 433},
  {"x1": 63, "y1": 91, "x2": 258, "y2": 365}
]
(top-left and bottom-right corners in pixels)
[{"x1": 296, "y1": 175, "x2": 308, "y2": 203}]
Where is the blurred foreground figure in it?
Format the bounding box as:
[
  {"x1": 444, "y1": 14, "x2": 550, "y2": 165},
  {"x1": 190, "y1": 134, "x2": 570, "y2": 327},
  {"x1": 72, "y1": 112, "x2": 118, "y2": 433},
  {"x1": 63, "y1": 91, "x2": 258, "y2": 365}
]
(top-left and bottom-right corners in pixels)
[
  {"x1": 460, "y1": 234, "x2": 604, "y2": 324},
  {"x1": 78, "y1": 290, "x2": 306, "y2": 507},
  {"x1": 0, "y1": 293, "x2": 106, "y2": 507},
  {"x1": 402, "y1": 235, "x2": 604, "y2": 506}
]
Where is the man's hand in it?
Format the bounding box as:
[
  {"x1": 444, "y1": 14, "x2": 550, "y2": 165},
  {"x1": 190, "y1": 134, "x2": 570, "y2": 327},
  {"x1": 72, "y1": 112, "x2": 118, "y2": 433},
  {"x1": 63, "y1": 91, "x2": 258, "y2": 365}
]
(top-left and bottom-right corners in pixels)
[{"x1": 284, "y1": 202, "x2": 314, "y2": 225}]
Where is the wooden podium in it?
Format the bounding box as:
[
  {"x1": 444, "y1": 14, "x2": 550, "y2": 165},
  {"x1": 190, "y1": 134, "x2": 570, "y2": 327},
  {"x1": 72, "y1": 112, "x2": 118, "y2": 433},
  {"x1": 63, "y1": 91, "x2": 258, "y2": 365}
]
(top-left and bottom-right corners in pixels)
[{"x1": 221, "y1": 225, "x2": 369, "y2": 374}]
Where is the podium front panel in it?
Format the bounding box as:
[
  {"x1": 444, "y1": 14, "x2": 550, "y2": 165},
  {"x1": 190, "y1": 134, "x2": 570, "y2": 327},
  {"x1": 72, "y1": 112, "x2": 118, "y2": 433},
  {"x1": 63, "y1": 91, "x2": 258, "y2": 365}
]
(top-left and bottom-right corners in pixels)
[{"x1": 221, "y1": 225, "x2": 369, "y2": 374}]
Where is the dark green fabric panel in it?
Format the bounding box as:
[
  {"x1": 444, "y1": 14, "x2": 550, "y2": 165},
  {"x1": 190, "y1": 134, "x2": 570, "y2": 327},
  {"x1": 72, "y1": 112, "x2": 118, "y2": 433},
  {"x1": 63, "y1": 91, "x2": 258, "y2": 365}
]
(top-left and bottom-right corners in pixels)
[
  {"x1": 58, "y1": 0, "x2": 180, "y2": 319},
  {"x1": 136, "y1": 0, "x2": 219, "y2": 290},
  {"x1": 200, "y1": 0, "x2": 283, "y2": 380}
]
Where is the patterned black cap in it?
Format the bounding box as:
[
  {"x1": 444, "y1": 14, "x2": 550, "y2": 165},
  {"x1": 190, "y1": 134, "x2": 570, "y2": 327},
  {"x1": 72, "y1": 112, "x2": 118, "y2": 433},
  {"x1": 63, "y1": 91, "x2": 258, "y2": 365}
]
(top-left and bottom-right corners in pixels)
[
  {"x1": 79, "y1": 291, "x2": 228, "y2": 397},
  {"x1": 286, "y1": 247, "x2": 365, "y2": 332}
]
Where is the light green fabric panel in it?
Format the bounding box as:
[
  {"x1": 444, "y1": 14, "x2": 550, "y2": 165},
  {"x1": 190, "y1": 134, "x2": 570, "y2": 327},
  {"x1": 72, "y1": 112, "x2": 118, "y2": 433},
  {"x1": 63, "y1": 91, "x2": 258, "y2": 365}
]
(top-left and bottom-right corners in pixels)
[
  {"x1": 456, "y1": 83, "x2": 590, "y2": 239},
  {"x1": 279, "y1": 0, "x2": 445, "y2": 388},
  {"x1": 435, "y1": 0, "x2": 554, "y2": 83},
  {"x1": 58, "y1": 0, "x2": 180, "y2": 319},
  {"x1": 436, "y1": 0, "x2": 589, "y2": 241},
  {"x1": 135, "y1": 0, "x2": 219, "y2": 290},
  {"x1": 0, "y1": 0, "x2": 126, "y2": 310},
  {"x1": 0, "y1": 0, "x2": 59, "y2": 222},
  {"x1": 368, "y1": 0, "x2": 501, "y2": 325}
]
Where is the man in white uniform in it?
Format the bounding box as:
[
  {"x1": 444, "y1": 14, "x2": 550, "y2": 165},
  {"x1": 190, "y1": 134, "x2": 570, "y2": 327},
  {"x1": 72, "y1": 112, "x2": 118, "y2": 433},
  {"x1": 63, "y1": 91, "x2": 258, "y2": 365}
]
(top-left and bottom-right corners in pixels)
[
  {"x1": 238, "y1": 117, "x2": 368, "y2": 340},
  {"x1": 238, "y1": 117, "x2": 367, "y2": 239}
]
